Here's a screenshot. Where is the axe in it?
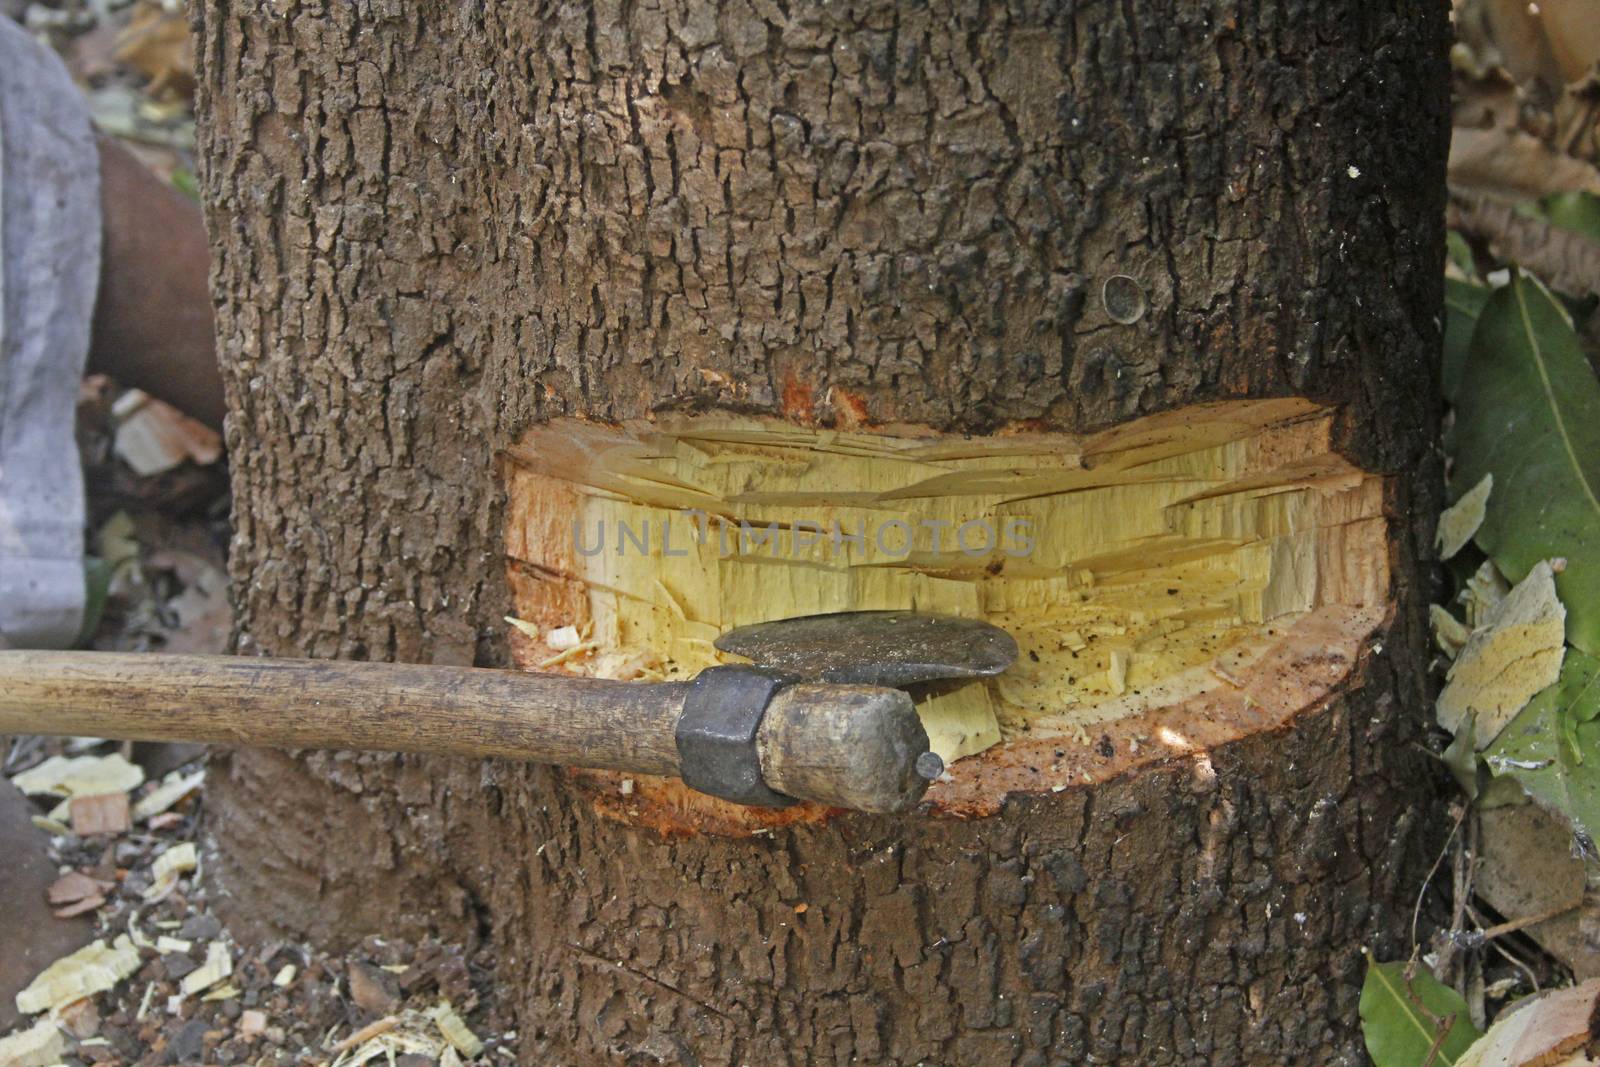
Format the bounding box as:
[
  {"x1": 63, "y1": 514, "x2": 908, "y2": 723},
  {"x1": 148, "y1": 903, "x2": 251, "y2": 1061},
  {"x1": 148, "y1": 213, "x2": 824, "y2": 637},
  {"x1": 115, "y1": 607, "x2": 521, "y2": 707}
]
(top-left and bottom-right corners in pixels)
[{"x1": 0, "y1": 612, "x2": 1016, "y2": 813}]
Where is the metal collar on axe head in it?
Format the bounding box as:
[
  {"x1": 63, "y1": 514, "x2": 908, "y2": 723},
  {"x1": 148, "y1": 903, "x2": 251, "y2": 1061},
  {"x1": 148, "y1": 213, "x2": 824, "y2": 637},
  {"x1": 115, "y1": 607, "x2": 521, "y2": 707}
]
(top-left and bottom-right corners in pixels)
[{"x1": 674, "y1": 612, "x2": 1019, "y2": 807}]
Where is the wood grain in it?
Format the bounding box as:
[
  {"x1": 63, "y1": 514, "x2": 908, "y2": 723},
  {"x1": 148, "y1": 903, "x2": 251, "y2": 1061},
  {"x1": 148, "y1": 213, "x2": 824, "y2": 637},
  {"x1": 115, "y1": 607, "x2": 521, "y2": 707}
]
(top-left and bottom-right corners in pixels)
[{"x1": 0, "y1": 652, "x2": 688, "y2": 775}]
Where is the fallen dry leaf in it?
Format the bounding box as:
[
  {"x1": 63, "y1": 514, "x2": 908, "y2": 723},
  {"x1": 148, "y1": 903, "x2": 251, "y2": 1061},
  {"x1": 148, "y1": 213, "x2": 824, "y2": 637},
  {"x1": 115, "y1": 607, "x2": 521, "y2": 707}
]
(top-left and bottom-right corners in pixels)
[
  {"x1": 1539, "y1": 0, "x2": 1600, "y2": 85},
  {"x1": 1439, "y1": 473, "x2": 1494, "y2": 561},
  {"x1": 114, "y1": 0, "x2": 195, "y2": 99},
  {"x1": 1450, "y1": 126, "x2": 1600, "y2": 200},
  {"x1": 1473, "y1": 804, "x2": 1598, "y2": 983},
  {"x1": 1479, "y1": 0, "x2": 1568, "y2": 94},
  {"x1": 1462, "y1": 558, "x2": 1514, "y2": 629},
  {"x1": 1438, "y1": 560, "x2": 1567, "y2": 744},
  {"x1": 1449, "y1": 191, "x2": 1600, "y2": 300},
  {"x1": 47, "y1": 872, "x2": 114, "y2": 907},
  {"x1": 51, "y1": 895, "x2": 106, "y2": 920},
  {"x1": 1432, "y1": 604, "x2": 1474, "y2": 660},
  {"x1": 1555, "y1": 74, "x2": 1600, "y2": 163},
  {"x1": 1456, "y1": 976, "x2": 1600, "y2": 1066}
]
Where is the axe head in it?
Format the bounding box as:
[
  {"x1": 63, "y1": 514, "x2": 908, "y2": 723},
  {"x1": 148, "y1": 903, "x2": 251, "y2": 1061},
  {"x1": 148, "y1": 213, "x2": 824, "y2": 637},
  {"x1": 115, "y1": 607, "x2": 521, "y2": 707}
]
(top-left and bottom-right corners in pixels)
[{"x1": 713, "y1": 611, "x2": 1018, "y2": 690}]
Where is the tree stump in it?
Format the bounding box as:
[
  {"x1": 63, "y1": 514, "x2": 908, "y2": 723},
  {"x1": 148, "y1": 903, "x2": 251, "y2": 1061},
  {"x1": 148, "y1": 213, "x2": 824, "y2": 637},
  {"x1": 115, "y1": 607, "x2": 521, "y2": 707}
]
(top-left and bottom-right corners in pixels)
[{"x1": 194, "y1": 1, "x2": 1450, "y2": 1062}]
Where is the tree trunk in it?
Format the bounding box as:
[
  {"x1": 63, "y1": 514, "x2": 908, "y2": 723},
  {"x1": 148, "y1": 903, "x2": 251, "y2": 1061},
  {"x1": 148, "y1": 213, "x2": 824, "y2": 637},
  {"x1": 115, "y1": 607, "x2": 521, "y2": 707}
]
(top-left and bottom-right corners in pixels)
[{"x1": 193, "y1": 2, "x2": 1450, "y2": 1064}]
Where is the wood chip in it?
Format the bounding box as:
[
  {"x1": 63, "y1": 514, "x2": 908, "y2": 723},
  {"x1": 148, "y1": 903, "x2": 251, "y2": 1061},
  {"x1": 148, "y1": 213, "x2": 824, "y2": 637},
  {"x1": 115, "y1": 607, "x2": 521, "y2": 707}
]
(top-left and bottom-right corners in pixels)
[
  {"x1": 111, "y1": 389, "x2": 222, "y2": 475},
  {"x1": 238, "y1": 1009, "x2": 268, "y2": 1038},
  {"x1": 430, "y1": 1001, "x2": 483, "y2": 1057},
  {"x1": 29, "y1": 815, "x2": 70, "y2": 836},
  {"x1": 70, "y1": 792, "x2": 131, "y2": 836},
  {"x1": 179, "y1": 941, "x2": 232, "y2": 996},
  {"x1": 132, "y1": 769, "x2": 204, "y2": 821},
  {"x1": 11, "y1": 753, "x2": 144, "y2": 798},
  {"x1": 144, "y1": 842, "x2": 198, "y2": 899},
  {"x1": 503, "y1": 615, "x2": 540, "y2": 640},
  {"x1": 0, "y1": 1017, "x2": 67, "y2": 1067},
  {"x1": 329, "y1": 1015, "x2": 401, "y2": 1054},
  {"x1": 135, "y1": 983, "x2": 156, "y2": 1021},
  {"x1": 1106, "y1": 647, "x2": 1130, "y2": 696},
  {"x1": 14, "y1": 935, "x2": 140, "y2": 1015},
  {"x1": 535, "y1": 640, "x2": 597, "y2": 668},
  {"x1": 545, "y1": 624, "x2": 582, "y2": 651}
]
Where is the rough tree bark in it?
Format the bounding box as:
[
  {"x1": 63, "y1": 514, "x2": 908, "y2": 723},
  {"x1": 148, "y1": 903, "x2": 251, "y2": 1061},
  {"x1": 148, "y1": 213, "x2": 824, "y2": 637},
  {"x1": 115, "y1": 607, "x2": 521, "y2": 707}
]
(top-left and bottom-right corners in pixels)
[{"x1": 194, "y1": 1, "x2": 1450, "y2": 1064}]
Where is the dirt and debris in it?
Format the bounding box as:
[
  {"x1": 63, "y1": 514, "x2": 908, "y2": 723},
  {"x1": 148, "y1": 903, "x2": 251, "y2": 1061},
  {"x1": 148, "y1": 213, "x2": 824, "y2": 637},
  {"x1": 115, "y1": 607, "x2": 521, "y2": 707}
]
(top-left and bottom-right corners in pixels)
[{"x1": 0, "y1": 737, "x2": 506, "y2": 1066}]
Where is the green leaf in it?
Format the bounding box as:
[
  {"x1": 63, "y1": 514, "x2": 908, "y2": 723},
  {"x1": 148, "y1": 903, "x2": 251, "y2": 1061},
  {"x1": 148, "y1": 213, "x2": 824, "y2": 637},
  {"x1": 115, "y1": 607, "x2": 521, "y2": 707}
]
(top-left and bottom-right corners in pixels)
[
  {"x1": 1443, "y1": 279, "x2": 1490, "y2": 404},
  {"x1": 1441, "y1": 710, "x2": 1480, "y2": 799},
  {"x1": 1485, "y1": 649, "x2": 1600, "y2": 839},
  {"x1": 171, "y1": 168, "x2": 199, "y2": 201},
  {"x1": 1446, "y1": 274, "x2": 1600, "y2": 655},
  {"x1": 1446, "y1": 231, "x2": 1478, "y2": 280},
  {"x1": 75, "y1": 556, "x2": 115, "y2": 648},
  {"x1": 1537, "y1": 191, "x2": 1600, "y2": 243},
  {"x1": 1360, "y1": 954, "x2": 1483, "y2": 1067}
]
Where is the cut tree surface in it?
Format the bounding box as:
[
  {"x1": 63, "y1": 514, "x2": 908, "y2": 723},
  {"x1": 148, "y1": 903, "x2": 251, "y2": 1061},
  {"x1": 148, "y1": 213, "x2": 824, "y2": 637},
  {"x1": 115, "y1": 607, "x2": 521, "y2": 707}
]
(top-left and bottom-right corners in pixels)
[
  {"x1": 191, "y1": 0, "x2": 1446, "y2": 1056},
  {"x1": 506, "y1": 398, "x2": 1389, "y2": 827}
]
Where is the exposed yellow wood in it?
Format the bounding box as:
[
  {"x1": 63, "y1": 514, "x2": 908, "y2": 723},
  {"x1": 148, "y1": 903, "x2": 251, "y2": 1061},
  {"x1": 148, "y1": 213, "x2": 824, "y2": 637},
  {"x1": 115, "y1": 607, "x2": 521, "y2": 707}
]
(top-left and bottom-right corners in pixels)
[
  {"x1": 14, "y1": 936, "x2": 140, "y2": 1015},
  {"x1": 506, "y1": 400, "x2": 1387, "y2": 769}
]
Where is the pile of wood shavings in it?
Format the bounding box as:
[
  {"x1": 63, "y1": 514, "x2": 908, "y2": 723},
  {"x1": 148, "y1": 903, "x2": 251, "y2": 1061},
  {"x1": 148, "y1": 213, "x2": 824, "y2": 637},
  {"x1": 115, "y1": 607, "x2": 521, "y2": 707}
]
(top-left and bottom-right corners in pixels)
[{"x1": 1, "y1": 743, "x2": 507, "y2": 1067}]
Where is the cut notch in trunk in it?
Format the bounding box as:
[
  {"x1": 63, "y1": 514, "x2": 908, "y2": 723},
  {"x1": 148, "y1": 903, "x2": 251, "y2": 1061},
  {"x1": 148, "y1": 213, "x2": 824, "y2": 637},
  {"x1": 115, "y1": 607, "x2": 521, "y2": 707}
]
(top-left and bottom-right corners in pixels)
[{"x1": 504, "y1": 397, "x2": 1389, "y2": 830}]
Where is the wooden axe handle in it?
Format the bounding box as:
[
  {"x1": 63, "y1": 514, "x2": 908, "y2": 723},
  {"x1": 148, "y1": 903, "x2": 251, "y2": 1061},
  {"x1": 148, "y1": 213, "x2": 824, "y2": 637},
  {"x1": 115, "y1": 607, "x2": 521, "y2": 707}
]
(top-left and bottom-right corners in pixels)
[
  {"x1": 0, "y1": 651, "x2": 689, "y2": 773},
  {"x1": 0, "y1": 652, "x2": 932, "y2": 812}
]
